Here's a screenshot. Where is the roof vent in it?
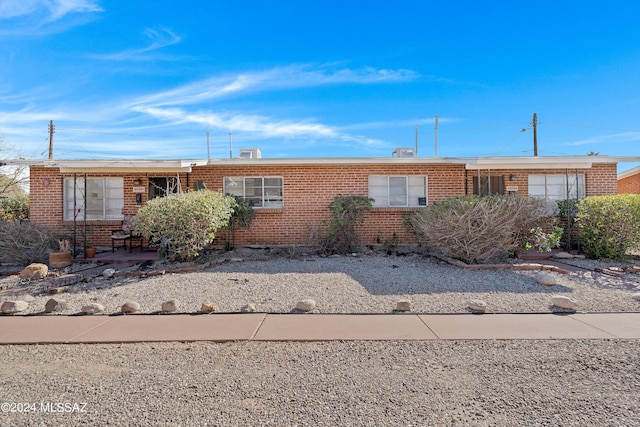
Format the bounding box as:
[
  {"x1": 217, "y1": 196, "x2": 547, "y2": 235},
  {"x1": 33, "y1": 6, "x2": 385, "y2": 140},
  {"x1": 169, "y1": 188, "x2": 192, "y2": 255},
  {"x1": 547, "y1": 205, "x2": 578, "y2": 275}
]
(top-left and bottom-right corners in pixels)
[
  {"x1": 238, "y1": 148, "x2": 262, "y2": 159},
  {"x1": 392, "y1": 147, "x2": 414, "y2": 158}
]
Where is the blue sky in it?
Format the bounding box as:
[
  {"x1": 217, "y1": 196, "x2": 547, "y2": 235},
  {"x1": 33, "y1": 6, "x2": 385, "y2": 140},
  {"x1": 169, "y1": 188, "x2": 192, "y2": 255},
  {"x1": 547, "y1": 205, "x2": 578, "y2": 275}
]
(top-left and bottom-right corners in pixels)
[{"x1": 1, "y1": 1, "x2": 640, "y2": 170}]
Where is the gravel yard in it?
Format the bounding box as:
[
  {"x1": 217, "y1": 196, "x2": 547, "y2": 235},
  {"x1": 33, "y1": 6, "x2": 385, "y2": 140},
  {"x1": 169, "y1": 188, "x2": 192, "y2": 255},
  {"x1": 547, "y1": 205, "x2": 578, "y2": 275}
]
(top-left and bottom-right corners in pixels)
[
  {"x1": 2, "y1": 251, "x2": 640, "y2": 426},
  {"x1": 1, "y1": 340, "x2": 639, "y2": 426},
  {"x1": 1, "y1": 250, "x2": 640, "y2": 315}
]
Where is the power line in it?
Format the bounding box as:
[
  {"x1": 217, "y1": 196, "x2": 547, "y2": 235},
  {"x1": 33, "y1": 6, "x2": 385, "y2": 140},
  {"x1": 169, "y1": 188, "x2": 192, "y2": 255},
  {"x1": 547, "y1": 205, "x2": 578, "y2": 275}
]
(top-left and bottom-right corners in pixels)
[
  {"x1": 542, "y1": 122, "x2": 640, "y2": 132},
  {"x1": 56, "y1": 128, "x2": 177, "y2": 138}
]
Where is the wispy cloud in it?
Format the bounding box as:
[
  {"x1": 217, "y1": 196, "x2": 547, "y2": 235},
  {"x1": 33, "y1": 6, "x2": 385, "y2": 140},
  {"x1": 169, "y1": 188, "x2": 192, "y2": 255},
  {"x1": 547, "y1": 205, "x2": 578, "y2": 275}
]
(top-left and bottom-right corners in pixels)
[
  {"x1": 567, "y1": 131, "x2": 640, "y2": 146},
  {"x1": 46, "y1": 0, "x2": 102, "y2": 22},
  {"x1": 2, "y1": 63, "x2": 419, "y2": 158},
  {"x1": 0, "y1": 0, "x2": 102, "y2": 37},
  {"x1": 339, "y1": 117, "x2": 456, "y2": 132},
  {"x1": 89, "y1": 27, "x2": 182, "y2": 61},
  {"x1": 122, "y1": 64, "x2": 418, "y2": 150},
  {"x1": 128, "y1": 64, "x2": 418, "y2": 108},
  {"x1": 134, "y1": 107, "x2": 339, "y2": 139}
]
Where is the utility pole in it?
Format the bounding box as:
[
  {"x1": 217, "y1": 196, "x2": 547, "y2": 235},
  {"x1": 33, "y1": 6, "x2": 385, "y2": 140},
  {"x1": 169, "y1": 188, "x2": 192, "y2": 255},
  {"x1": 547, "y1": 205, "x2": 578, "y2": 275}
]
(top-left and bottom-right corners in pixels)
[
  {"x1": 229, "y1": 132, "x2": 233, "y2": 159},
  {"x1": 415, "y1": 125, "x2": 418, "y2": 157},
  {"x1": 532, "y1": 113, "x2": 538, "y2": 156},
  {"x1": 48, "y1": 120, "x2": 55, "y2": 160}
]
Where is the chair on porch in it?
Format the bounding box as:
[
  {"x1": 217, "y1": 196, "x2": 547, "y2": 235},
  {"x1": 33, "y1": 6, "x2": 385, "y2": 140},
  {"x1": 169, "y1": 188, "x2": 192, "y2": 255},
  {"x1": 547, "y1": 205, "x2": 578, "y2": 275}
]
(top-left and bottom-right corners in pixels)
[{"x1": 111, "y1": 215, "x2": 143, "y2": 253}]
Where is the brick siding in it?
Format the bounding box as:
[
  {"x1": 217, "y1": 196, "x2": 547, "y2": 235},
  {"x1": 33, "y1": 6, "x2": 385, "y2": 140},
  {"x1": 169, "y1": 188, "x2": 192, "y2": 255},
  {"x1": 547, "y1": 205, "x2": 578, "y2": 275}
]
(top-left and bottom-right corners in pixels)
[
  {"x1": 29, "y1": 162, "x2": 620, "y2": 248},
  {"x1": 618, "y1": 174, "x2": 640, "y2": 194}
]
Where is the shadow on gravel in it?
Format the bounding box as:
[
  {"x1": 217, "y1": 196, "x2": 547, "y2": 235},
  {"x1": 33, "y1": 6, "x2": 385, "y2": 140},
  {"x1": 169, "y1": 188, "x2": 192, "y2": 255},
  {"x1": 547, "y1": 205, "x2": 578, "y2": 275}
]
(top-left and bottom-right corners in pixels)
[{"x1": 206, "y1": 254, "x2": 577, "y2": 296}]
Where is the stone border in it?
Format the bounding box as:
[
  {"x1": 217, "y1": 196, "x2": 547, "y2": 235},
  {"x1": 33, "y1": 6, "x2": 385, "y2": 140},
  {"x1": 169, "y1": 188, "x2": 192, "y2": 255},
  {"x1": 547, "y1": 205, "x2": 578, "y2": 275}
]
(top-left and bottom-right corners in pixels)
[
  {"x1": 48, "y1": 258, "x2": 265, "y2": 294},
  {"x1": 435, "y1": 255, "x2": 572, "y2": 275}
]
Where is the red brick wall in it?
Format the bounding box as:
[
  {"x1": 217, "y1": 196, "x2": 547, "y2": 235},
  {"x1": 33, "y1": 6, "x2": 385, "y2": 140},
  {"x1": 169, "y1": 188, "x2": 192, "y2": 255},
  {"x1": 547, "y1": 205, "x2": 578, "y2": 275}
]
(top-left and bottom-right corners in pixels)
[
  {"x1": 618, "y1": 174, "x2": 640, "y2": 194},
  {"x1": 28, "y1": 162, "x2": 620, "y2": 248},
  {"x1": 464, "y1": 164, "x2": 618, "y2": 197},
  {"x1": 190, "y1": 164, "x2": 466, "y2": 246}
]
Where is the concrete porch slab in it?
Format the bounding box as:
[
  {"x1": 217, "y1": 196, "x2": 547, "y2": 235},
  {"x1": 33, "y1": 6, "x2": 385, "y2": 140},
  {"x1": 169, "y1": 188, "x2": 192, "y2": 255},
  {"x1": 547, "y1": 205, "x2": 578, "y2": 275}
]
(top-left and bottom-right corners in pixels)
[
  {"x1": 419, "y1": 313, "x2": 617, "y2": 340},
  {"x1": 253, "y1": 314, "x2": 438, "y2": 341}
]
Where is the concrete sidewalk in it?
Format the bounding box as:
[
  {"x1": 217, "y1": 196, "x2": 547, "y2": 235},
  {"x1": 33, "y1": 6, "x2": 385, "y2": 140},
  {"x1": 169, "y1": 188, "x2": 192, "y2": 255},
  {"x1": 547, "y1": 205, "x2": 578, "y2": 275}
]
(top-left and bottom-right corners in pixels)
[{"x1": 1, "y1": 312, "x2": 639, "y2": 344}]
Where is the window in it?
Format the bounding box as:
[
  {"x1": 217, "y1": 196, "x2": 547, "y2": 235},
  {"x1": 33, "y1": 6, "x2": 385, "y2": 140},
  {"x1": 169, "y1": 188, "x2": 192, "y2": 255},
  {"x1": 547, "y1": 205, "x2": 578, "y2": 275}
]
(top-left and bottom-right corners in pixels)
[
  {"x1": 64, "y1": 177, "x2": 124, "y2": 220},
  {"x1": 369, "y1": 176, "x2": 427, "y2": 207},
  {"x1": 528, "y1": 174, "x2": 585, "y2": 200},
  {"x1": 224, "y1": 177, "x2": 284, "y2": 208},
  {"x1": 472, "y1": 175, "x2": 504, "y2": 196},
  {"x1": 148, "y1": 176, "x2": 180, "y2": 200}
]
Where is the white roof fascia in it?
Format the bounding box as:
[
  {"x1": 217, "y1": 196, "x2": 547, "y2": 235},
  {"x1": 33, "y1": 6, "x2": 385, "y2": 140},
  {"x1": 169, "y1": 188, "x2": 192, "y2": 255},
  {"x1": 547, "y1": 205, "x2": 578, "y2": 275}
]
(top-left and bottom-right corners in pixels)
[
  {"x1": 465, "y1": 155, "x2": 640, "y2": 170},
  {"x1": 618, "y1": 164, "x2": 640, "y2": 180},
  {"x1": 41, "y1": 159, "x2": 207, "y2": 173},
  {"x1": 19, "y1": 155, "x2": 640, "y2": 170},
  {"x1": 465, "y1": 161, "x2": 593, "y2": 170},
  {"x1": 205, "y1": 157, "x2": 472, "y2": 166}
]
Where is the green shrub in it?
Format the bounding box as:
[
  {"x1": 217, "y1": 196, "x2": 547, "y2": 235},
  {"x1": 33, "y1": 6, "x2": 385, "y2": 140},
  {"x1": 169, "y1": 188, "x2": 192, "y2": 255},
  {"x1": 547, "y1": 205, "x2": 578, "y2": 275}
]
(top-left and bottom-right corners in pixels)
[
  {"x1": 323, "y1": 195, "x2": 373, "y2": 254},
  {"x1": 0, "y1": 194, "x2": 29, "y2": 222},
  {"x1": 575, "y1": 194, "x2": 640, "y2": 259},
  {"x1": 134, "y1": 190, "x2": 237, "y2": 261},
  {"x1": 225, "y1": 195, "x2": 256, "y2": 250},
  {"x1": 405, "y1": 195, "x2": 556, "y2": 264},
  {"x1": 556, "y1": 198, "x2": 579, "y2": 220}
]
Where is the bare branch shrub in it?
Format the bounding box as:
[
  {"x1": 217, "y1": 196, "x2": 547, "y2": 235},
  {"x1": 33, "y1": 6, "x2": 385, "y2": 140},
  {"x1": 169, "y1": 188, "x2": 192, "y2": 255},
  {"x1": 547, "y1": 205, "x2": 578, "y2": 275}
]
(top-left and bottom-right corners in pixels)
[
  {"x1": 0, "y1": 221, "x2": 55, "y2": 266},
  {"x1": 405, "y1": 195, "x2": 551, "y2": 264}
]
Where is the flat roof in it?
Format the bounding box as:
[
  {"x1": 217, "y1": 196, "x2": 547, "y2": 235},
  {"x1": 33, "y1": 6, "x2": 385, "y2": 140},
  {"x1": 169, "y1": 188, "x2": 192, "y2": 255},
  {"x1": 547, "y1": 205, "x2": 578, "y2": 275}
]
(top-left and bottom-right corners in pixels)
[{"x1": 8, "y1": 155, "x2": 640, "y2": 172}]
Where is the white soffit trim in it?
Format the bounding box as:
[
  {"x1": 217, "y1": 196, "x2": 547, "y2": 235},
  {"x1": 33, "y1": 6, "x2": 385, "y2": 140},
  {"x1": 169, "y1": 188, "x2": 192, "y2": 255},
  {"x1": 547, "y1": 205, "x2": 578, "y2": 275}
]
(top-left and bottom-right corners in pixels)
[
  {"x1": 43, "y1": 159, "x2": 207, "y2": 173},
  {"x1": 465, "y1": 162, "x2": 593, "y2": 170},
  {"x1": 618, "y1": 164, "x2": 640, "y2": 180}
]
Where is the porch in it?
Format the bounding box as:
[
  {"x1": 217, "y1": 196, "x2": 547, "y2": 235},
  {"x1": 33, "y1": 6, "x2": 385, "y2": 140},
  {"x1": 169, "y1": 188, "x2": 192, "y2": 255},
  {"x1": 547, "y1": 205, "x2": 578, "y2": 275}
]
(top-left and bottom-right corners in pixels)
[{"x1": 75, "y1": 247, "x2": 160, "y2": 265}]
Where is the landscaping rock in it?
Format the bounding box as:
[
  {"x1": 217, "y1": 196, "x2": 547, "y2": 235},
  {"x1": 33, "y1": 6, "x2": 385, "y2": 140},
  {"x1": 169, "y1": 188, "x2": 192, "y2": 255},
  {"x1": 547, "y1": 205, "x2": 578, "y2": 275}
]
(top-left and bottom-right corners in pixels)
[
  {"x1": 551, "y1": 295, "x2": 578, "y2": 311},
  {"x1": 18, "y1": 263, "x2": 48, "y2": 280},
  {"x1": 241, "y1": 303, "x2": 256, "y2": 313},
  {"x1": 81, "y1": 303, "x2": 105, "y2": 314},
  {"x1": 102, "y1": 268, "x2": 116, "y2": 279},
  {"x1": 554, "y1": 252, "x2": 574, "y2": 259},
  {"x1": 161, "y1": 300, "x2": 179, "y2": 313},
  {"x1": 45, "y1": 297, "x2": 68, "y2": 313},
  {"x1": 201, "y1": 301, "x2": 218, "y2": 313},
  {"x1": 1, "y1": 300, "x2": 29, "y2": 314},
  {"x1": 631, "y1": 293, "x2": 640, "y2": 301},
  {"x1": 295, "y1": 299, "x2": 316, "y2": 312},
  {"x1": 394, "y1": 300, "x2": 412, "y2": 312},
  {"x1": 121, "y1": 301, "x2": 141, "y2": 314},
  {"x1": 536, "y1": 273, "x2": 556, "y2": 286},
  {"x1": 468, "y1": 299, "x2": 487, "y2": 312}
]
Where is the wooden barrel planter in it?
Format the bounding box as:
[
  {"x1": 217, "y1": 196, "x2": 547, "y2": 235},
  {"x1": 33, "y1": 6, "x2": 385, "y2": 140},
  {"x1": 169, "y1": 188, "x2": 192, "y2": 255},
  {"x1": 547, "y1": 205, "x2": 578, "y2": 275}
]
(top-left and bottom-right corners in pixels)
[{"x1": 49, "y1": 251, "x2": 72, "y2": 269}]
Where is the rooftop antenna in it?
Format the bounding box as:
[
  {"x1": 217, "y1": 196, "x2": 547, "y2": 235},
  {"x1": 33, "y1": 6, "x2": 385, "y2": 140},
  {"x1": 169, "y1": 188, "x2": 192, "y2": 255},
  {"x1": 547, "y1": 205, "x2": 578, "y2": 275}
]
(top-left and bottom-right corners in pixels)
[
  {"x1": 434, "y1": 115, "x2": 439, "y2": 157},
  {"x1": 229, "y1": 132, "x2": 233, "y2": 159},
  {"x1": 415, "y1": 125, "x2": 419, "y2": 157},
  {"x1": 206, "y1": 131, "x2": 210, "y2": 160}
]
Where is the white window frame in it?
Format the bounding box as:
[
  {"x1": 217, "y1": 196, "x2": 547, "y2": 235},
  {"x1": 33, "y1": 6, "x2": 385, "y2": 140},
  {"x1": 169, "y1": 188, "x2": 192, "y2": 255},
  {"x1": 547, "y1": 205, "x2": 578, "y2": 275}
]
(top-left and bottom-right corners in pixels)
[
  {"x1": 368, "y1": 175, "x2": 428, "y2": 208},
  {"x1": 223, "y1": 176, "x2": 284, "y2": 208},
  {"x1": 528, "y1": 174, "x2": 585, "y2": 201},
  {"x1": 64, "y1": 177, "x2": 124, "y2": 221}
]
